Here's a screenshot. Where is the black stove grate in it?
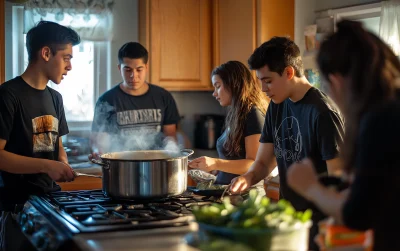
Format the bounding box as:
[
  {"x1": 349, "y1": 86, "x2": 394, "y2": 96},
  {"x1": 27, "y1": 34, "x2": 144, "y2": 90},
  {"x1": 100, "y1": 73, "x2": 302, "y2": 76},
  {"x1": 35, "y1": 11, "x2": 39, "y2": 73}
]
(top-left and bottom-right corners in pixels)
[
  {"x1": 39, "y1": 189, "x2": 216, "y2": 232},
  {"x1": 48, "y1": 190, "x2": 111, "y2": 205}
]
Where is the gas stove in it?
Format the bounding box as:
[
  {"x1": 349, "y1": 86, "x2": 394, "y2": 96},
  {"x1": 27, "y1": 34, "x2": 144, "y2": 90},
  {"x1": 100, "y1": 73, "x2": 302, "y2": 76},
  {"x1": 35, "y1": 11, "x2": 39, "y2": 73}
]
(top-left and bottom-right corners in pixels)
[{"x1": 17, "y1": 189, "x2": 217, "y2": 251}]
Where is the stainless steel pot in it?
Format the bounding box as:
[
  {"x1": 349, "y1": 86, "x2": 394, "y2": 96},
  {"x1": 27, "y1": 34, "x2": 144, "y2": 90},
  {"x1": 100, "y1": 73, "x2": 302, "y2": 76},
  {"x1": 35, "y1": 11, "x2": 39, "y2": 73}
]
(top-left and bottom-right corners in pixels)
[{"x1": 91, "y1": 149, "x2": 194, "y2": 199}]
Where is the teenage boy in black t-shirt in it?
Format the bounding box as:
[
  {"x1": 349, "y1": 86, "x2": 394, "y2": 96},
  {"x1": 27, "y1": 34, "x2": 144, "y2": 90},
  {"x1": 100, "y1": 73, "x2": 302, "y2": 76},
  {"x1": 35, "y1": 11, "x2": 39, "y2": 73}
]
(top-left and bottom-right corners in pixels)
[
  {"x1": 230, "y1": 37, "x2": 345, "y2": 251},
  {"x1": 91, "y1": 42, "x2": 180, "y2": 153},
  {"x1": 0, "y1": 21, "x2": 80, "y2": 250}
]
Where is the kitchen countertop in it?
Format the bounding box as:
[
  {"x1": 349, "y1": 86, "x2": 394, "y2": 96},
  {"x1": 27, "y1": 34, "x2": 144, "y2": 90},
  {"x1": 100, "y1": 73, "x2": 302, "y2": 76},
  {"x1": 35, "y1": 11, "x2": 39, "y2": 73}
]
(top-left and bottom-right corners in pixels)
[
  {"x1": 59, "y1": 161, "x2": 102, "y2": 191},
  {"x1": 70, "y1": 161, "x2": 102, "y2": 174}
]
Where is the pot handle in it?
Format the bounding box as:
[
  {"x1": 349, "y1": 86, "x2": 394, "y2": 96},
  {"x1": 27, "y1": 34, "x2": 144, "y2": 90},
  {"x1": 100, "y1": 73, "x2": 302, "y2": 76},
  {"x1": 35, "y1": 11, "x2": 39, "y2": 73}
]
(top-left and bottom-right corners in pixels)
[
  {"x1": 181, "y1": 149, "x2": 194, "y2": 157},
  {"x1": 90, "y1": 158, "x2": 109, "y2": 169}
]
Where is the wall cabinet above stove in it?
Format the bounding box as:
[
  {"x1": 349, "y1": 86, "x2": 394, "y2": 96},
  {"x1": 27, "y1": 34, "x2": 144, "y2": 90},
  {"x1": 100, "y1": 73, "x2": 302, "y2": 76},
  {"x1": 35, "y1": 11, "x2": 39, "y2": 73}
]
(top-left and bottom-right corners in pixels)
[
  {"x1": 139, "y1": 0, "x2": 294, "y2": 91},
  {"x1": 139, "y1": 0, "x2": 212, "y2": 91}
]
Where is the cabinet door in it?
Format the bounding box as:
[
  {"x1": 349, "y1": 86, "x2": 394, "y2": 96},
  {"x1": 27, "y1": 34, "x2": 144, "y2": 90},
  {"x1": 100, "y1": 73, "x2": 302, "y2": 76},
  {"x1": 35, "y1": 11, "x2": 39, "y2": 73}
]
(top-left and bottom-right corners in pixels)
[
  {"x1": 212, "y1": 0, "x2": 257, "y2": 67},
  {"x1": 257, "y1": 0, "x2": 294, "y2": 44},
  {"x1": 212, "y1": 0, "x2": 294, "y2": 68},
  {"x1": 140, "y1": 0, "x2": 212, "y2": 91}
]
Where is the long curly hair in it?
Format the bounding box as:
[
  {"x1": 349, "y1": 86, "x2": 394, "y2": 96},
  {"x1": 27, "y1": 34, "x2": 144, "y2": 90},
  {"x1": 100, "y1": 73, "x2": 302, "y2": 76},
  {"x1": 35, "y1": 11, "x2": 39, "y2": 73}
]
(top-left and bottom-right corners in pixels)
[
  {"x1": 317, "y1": 20, "x2": 400, "y2": 172},
  {"x1": 211, "y1": 61, "x2": 269, "y2": 156}
]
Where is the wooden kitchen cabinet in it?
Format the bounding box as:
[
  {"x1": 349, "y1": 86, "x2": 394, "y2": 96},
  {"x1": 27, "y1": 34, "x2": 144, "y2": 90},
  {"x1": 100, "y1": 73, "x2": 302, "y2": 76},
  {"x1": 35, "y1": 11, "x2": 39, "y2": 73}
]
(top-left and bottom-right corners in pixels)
[
  {"x1": 212, "y1": 0, "x2": 257, "y2": 67},
  {"x1": 213, "y1": 0, "x2": 294, "y2": 67},
  {"x1": 139, "y1": 0, "x2": 213, "y2": 91},
  {"x1": 139, "y1": 0, "x2": 294, "y2": 91}
]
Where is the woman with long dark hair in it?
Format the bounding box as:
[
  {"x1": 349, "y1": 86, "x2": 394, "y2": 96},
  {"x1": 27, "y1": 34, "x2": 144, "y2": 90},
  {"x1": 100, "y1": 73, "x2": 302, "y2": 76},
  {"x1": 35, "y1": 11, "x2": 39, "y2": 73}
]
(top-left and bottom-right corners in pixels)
[
  {"x1": 287, "y1": 20, "x2": 400, "y2": 250},
  {"x1": 189, "y1": 60, "x2": 269, "y2": 192}
]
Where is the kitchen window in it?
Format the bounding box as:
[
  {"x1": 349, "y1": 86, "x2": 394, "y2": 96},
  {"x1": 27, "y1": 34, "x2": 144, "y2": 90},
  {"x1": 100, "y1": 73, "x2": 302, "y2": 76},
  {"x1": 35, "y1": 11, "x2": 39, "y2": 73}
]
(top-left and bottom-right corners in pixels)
[
  {"x1": 332, "y1": 2, "x2": 382, "y2": 34},
  {"x1": 332, "y1": 2, "x2": 399, "y2": 56},
  {"x1": 23, "y1": 36, "x2": 97, "y2": 123},
  {"x1": 10, "y1": 4, "x2": 112, "y2": 130}
]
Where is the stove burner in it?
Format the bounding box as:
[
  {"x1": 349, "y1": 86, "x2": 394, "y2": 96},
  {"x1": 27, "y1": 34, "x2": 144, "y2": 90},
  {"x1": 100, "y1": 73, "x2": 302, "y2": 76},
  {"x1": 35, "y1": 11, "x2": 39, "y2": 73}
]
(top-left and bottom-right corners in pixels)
[
  {"x1": 49, "y1": 190, "x2": 111, "y2": 205},
  {"x1": 39, "y1": 190, "x2": 216, "y2": 233}
]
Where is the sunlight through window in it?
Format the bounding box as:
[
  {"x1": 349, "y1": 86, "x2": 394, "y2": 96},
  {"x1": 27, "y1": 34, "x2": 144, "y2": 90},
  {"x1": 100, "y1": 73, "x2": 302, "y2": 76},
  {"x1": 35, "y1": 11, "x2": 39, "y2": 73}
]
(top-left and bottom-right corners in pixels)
[{"x1": 23, "y1": 36, "x2": 95, "y2": 122}]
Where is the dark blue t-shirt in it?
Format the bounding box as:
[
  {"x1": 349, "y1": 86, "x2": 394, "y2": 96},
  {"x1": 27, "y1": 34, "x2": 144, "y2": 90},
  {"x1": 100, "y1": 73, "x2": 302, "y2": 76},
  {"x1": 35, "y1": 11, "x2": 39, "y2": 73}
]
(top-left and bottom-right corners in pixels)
[
  {"x1": 215, "y1": 106, "x2": 265, "y2": 186},
  {"x1": 260, "y1": 87, "x2": 344, "y2": 211},
  {"x1": 91, "y1": 83, "x2": 180, "y2": 151}
]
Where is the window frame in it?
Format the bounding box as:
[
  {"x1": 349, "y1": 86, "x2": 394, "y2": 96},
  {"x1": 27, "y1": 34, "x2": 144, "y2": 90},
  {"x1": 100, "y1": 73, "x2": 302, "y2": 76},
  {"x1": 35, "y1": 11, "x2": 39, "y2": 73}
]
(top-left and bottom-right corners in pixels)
[
  {"x1": 11, "y1": 5, "x2": 110, "y2": 131},
  {"x1": 329, "y1": 2, "x2": 382, "y2": 31}
]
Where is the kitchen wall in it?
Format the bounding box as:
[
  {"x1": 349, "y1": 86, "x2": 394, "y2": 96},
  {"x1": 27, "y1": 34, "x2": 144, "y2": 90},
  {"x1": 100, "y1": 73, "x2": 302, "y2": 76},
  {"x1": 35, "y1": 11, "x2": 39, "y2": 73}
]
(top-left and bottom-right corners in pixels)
[
  {"x1": 108, "y1": 0, "x2": 138, "y2": 87},
  {"x1": 295, "y1": 0, "x2": 317, "y2": 54},
  {"x1": 171, "y1": 91, "x2": 225, "y2": 145},
  {"x1": 294, "y1": 0, "x2": 381, "y2": 69}
]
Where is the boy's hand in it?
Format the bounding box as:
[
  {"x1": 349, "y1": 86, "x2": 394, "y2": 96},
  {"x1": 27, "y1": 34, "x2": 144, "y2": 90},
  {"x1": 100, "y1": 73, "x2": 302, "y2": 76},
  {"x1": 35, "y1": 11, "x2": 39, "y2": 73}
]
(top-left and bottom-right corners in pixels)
[{"x1": 45, "y1": 160, "x2": 75, "y2": 182}]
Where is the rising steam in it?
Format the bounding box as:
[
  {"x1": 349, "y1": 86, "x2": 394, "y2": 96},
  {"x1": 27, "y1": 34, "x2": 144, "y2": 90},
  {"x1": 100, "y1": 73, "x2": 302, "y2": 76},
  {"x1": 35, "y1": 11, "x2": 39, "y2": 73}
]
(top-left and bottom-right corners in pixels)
[{"x1": 91, "y1": 102, "x2": 182, "y2": 155}]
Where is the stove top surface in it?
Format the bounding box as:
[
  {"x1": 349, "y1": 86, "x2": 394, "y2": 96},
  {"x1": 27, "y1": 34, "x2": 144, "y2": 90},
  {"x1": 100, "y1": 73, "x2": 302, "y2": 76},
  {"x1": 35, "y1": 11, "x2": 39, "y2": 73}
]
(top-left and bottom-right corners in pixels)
[{"x1": 34, "y1": 190, "x2": 216, "y2": 233}]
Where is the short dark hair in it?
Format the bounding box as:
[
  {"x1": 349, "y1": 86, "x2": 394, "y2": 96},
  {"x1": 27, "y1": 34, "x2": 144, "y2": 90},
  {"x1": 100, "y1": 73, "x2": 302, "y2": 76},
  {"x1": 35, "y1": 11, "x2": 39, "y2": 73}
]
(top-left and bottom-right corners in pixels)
[
  {"x1": 26, "y1": 21, "x2": 81, "y2": 62},
  {"x1": 248, "y1": 37, "x2": 304, "y2": 77},
  {"x1": 118, "y1": 42, "x2": 148, "y2": 64}
]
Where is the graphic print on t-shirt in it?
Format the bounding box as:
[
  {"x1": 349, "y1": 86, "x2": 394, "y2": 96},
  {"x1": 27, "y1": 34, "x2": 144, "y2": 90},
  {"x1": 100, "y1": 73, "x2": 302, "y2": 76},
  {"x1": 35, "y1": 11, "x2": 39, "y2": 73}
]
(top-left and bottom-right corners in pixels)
[
  {"x1": 117, "y1": 109, "x2": 162, "y2": 135},
  {"x1": 274, "y1": 116, "x2": 302, "y2": 163},
  {"x1": 32, "y1": 115, "x2": 59, "y2": 152}
]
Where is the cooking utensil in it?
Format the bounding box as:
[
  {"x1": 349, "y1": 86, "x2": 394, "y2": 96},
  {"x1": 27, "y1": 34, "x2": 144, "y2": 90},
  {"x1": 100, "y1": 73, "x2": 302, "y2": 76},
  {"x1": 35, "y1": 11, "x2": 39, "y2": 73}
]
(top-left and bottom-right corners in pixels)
[
  {"x1": 216, "y1": 184, "x2": 244, "y2": 205},
  {"x1": 72, "y1": 170, "x2": 102, "y2": 178},
  {"x1": 220, "y1": 183, "x2": 231, "y2": 201},
  {"x1": 90, "y1": 149, "x2": 194, "y2": 199}
]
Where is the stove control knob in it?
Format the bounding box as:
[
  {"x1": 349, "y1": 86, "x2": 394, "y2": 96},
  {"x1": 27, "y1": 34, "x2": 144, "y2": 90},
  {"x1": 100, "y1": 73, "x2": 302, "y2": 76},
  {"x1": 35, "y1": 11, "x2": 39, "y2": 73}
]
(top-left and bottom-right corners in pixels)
[
  {"x1": 34, "y1": 219, "x2": 46, "y2": 232},
  {"x1": 37, "y1": 234, "x2": 49, "y2": 250},
  {"x1": 36, "y1": 235, "x2": 45, "y2": 247},
  {"x1": 45, "y1": 236, "x2": 57, "y2": 251},
  {"x1": 32, "y1": 230, "x2": 49, "y2": 249},
  {"x1": 27, "y1": 211, "x2": 36, "y2": 220},
  {"x1": 19, "y1": 213, "x2": 28, "y2": 226},
  {"x1": 22, "y1": 220, "x2": 35, "y2": 235}
]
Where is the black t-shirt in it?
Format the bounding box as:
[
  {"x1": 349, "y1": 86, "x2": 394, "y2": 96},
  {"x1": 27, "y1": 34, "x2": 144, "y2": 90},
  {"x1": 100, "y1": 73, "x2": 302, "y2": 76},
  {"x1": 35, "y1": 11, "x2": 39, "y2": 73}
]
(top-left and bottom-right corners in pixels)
[
  {"x1": 91, "y1": 83, "x2": 180, "y2": 151},
  {"x1": 0, "y1": 77, "x2": 68, "y2": 207},
  {"x1": 260, "y1": 87, "x2": 345, "y2": 211},
  {"x1": 342, "y1": 97, "x2": 400, "y2": 251},
  {"x1": 215, "y1": 106, "x2": 265, "y2": 186}
]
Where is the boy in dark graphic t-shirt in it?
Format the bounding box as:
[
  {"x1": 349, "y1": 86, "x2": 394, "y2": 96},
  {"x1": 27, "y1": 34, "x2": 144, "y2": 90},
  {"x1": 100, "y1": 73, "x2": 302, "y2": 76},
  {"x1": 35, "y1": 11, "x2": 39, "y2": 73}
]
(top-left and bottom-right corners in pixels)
[
  {"x1": 230, "y1": 37, "x2": 345, "y2": 251},
  {"x1": 0, "y1": 21, "x2": 80, "y2": 250},
  {"x1": 91, "y1": 42, "x2": 180, "y2": 153}
]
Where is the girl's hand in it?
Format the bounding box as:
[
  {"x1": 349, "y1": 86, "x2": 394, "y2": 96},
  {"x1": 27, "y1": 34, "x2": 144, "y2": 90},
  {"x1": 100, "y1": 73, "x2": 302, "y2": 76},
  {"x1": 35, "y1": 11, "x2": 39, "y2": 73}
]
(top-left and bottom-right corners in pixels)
[{"x1": 188, "y1": 156, "x2": 217, "y2": 173}]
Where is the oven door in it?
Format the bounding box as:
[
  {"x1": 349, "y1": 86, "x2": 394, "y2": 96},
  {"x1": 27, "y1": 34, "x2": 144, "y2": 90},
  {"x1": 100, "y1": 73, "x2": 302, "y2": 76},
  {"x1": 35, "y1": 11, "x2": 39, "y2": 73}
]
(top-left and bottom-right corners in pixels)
[
  {"x1": 14, "y1": 200, "x2": 82, "y2": 251},
  {"x1": 1, "y1": 212, "x2": 36, "y2": 251}
]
